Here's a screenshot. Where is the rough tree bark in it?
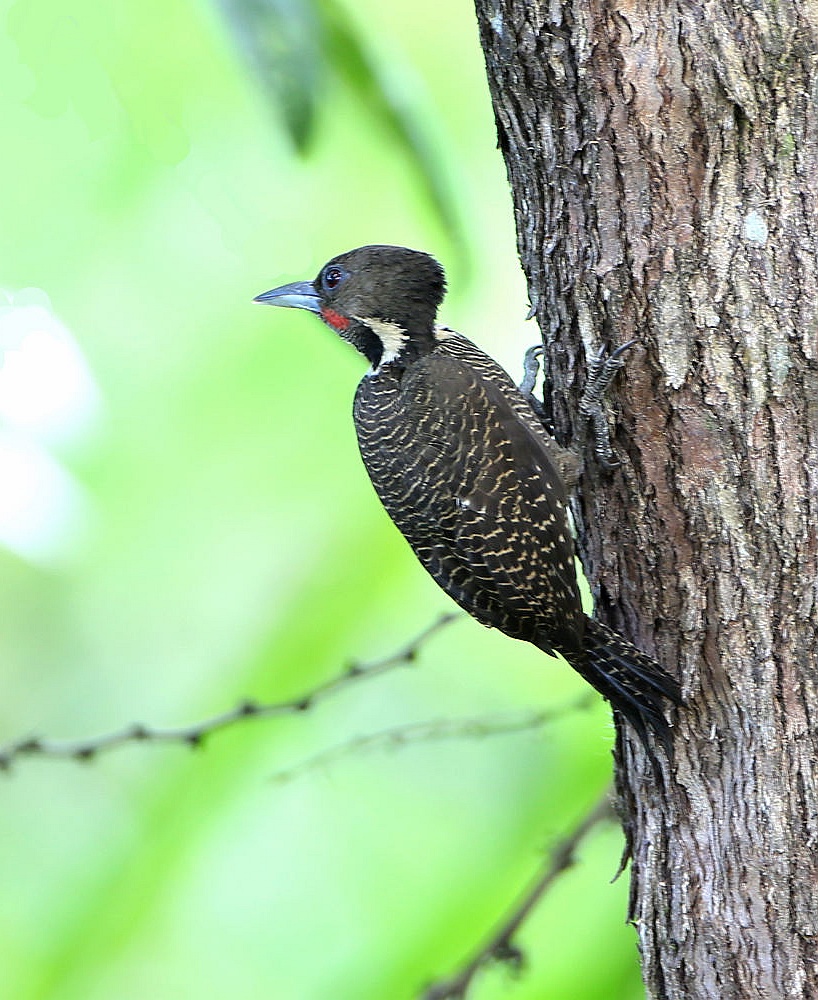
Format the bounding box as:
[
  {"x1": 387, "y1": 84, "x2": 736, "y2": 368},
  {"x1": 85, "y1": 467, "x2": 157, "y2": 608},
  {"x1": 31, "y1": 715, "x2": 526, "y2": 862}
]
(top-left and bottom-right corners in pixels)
[{"x1": 473, "y1": 2, "x2": 818, "y2": 998}]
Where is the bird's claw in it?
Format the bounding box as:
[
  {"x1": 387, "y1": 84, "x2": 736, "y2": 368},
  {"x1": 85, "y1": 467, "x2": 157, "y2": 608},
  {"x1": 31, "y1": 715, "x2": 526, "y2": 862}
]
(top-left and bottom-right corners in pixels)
[
  {"x1": 518, "y1": 345, "x2": 551, "y2": 426},
  {"x1": 580, "y1": 340, "x2": 638, "y2": 468},
  {"x1": 519, "y1": 345, "x2": 544, "y2": 397}
]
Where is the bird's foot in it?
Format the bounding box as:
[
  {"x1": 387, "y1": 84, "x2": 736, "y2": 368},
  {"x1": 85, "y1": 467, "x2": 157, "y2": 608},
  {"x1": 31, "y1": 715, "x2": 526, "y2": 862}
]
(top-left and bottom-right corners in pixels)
[
  {"x1": 579, "y1": 340, "x2": 637, "y2": 469},
  {"x1": 518, "y1": 344, "x2": 543, "y2": 397},
  {"x1": 518, "y1": 345, "x2": 552, "y2": 427}
]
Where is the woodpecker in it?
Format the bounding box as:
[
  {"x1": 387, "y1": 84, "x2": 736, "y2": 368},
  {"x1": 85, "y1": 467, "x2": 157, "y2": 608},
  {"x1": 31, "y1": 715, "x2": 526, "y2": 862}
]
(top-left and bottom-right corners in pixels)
[{"x1": 255, "y1": 245, "x2": 681, "y2": 749}]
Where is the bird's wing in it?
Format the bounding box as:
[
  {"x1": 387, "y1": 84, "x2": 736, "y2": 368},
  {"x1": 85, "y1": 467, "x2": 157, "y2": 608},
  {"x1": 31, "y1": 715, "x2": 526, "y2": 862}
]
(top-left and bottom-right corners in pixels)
[{"x1": 365, "y1": 351, "x2": 586, "y2": 653}]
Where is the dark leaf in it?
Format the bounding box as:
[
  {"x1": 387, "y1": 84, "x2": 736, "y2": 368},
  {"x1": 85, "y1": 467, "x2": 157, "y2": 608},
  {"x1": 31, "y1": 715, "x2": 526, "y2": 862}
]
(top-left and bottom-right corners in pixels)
[{"x1": 218, "y1": 0, "x2": 323, "y2": 150}]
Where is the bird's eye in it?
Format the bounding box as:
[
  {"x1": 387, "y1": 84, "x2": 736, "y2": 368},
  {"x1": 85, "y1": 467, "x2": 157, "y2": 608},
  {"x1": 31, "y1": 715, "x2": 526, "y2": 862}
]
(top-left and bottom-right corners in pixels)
[{"x1": 322, "y1": 265, "x2": 347, "y2": 291}]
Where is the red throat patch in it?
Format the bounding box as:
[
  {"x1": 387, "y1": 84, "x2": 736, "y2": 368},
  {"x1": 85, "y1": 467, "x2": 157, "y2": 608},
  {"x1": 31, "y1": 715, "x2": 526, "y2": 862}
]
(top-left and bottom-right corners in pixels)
[{"x1": 320, "y1": 307, "x2": 351, "y2": 332}]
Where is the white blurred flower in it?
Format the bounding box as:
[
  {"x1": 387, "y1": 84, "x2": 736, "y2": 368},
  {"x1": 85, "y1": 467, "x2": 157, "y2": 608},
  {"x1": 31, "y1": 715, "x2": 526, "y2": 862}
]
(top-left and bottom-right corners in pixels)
[
  {"x1": 0, "y1": 290, "x2": 100, "y2": 564},
  {"x1": 0, "y1": 289, "x2": 101, "y2": 446}
]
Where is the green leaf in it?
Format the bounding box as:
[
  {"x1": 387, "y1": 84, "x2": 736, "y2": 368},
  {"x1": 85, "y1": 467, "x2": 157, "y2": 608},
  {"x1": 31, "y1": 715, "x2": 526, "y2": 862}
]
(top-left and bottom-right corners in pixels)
[
  {"x1": 217, "y1": 0, "x2": 324, "y2": 150},
  {"x1": 320, "y1": 0, "x2": 464, "y2": 248}
]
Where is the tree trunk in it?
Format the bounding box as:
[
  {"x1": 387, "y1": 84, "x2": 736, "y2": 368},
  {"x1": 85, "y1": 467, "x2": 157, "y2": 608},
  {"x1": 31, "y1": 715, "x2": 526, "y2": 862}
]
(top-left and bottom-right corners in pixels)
[{"x1": 473, "y1": 2, "x2": 818, "y2": 997}]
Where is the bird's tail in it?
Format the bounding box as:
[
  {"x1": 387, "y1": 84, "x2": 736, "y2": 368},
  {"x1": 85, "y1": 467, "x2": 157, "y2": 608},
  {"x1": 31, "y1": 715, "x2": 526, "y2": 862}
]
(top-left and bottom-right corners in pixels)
[{"x1": 581, "y1": 619, "x2": 682, "y2": 753}]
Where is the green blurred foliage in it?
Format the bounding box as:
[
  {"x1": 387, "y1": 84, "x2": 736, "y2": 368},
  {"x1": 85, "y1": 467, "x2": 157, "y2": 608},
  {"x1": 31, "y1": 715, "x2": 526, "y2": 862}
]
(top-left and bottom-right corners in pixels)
[
  {"x1": 0, "y1": 1, "x2": 643, "y2": 998},
  {"x1": 218, "y1": 0, "x2": 463, "y2": 243}
]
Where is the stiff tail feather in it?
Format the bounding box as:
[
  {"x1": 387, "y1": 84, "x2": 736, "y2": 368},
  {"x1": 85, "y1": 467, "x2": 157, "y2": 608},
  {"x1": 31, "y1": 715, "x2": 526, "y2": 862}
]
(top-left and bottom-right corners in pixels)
[{"x1": 581, "y1": 619, "x2": 682, "y2": 754}]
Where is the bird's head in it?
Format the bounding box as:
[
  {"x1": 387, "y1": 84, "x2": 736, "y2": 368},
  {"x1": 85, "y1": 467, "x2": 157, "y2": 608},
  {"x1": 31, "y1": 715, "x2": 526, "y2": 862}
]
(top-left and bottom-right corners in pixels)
[{"x1": 254, "y1": 245, "x2": 446, "y2": 369}]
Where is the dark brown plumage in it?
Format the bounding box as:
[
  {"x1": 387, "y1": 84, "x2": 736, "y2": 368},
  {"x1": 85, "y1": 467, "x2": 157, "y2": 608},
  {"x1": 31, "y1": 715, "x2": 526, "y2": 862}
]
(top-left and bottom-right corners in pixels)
[{"x1": 255, "y1": 245, "x2": 681, "y2": 748}]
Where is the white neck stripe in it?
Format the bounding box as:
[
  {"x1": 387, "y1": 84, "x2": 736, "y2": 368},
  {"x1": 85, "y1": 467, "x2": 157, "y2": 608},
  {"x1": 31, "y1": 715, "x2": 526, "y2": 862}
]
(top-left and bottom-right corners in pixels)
[{"x1": 355, "y1": 316, "x2": 409, "y2": 367}]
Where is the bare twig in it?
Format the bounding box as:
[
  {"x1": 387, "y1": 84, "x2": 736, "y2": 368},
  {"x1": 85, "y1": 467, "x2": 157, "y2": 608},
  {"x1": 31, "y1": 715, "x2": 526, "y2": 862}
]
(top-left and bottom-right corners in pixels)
[
  {"x1": 0, "y1": 612, "x2": 460, "y2": 771},
  {"x1": 421, "y1": 791, "x2": 615, "y2": 1000},
  {"x1": 271, "y1": 696, "x2": 594, "y2": 783}
]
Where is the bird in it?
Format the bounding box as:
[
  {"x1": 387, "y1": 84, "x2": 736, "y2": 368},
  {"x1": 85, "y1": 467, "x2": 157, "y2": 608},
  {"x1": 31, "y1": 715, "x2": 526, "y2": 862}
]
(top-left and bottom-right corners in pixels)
[{"x1": 255, "y1": 245, "x2": 681, "y2": 750}]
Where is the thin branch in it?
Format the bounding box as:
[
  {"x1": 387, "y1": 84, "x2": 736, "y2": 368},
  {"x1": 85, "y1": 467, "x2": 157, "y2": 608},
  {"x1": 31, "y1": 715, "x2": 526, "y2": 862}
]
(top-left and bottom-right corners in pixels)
[
  {"x1": 421, "y1": 791, "x2": 615, "y2": 1000},
  {"x1": 0, "y1": 612, "x2": 460, "y2": 771},
  {"x1": 270, "y1": 696, "x2": 594, "y2": 784}
]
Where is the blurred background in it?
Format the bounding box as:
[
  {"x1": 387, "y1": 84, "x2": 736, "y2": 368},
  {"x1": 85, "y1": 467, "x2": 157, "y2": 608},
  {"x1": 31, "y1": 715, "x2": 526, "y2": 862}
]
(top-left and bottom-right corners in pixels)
[{"x1": 0, "y1": 1, "x2": 643, "y2": 997}]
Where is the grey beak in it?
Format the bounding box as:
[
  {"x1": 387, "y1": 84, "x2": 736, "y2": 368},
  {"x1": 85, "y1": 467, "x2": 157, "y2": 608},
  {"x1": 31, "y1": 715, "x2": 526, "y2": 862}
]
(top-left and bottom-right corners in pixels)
[{"x1": 253, "y1": 280, "x2": 321, "y2": 313}]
